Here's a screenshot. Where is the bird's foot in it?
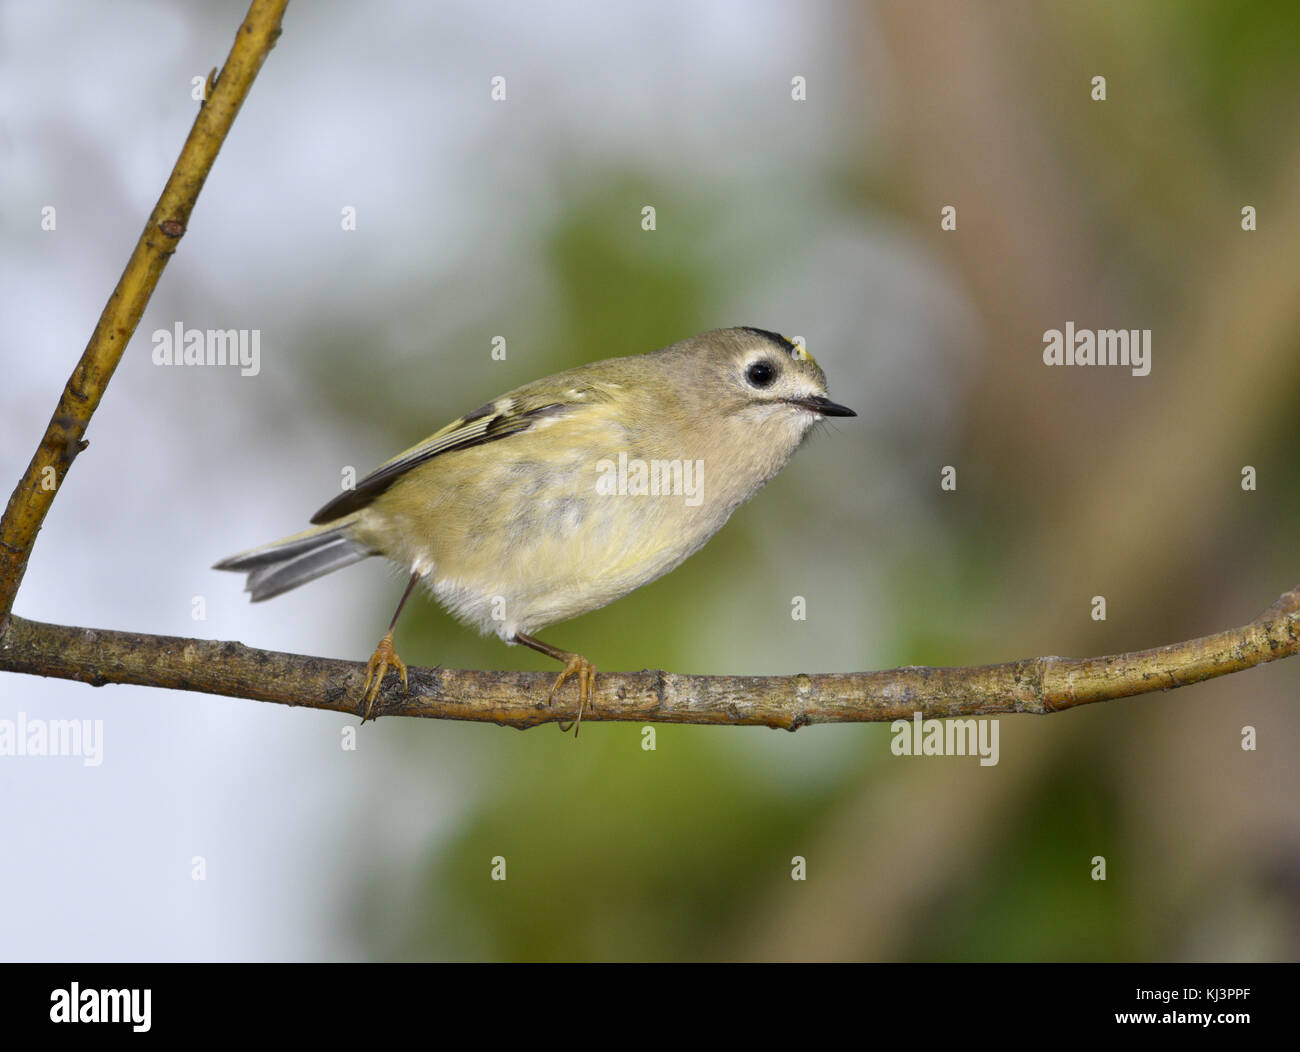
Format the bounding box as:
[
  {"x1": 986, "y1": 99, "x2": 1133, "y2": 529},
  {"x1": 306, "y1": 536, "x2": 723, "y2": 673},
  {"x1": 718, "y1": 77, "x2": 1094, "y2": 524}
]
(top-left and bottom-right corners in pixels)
[
  {"x1": 550, "y1": 652, "x2": 597, "y2": 736},
  {"x1": 360, "y1": 630, "x2": 408, "y2": 722}
]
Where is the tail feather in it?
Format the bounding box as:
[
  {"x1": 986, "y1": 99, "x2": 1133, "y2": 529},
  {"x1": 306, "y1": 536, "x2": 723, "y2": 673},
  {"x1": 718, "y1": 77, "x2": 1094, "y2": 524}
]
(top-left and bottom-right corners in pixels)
[{"x1": 214, "y1": 521, "x2": 375, "y2": 602}]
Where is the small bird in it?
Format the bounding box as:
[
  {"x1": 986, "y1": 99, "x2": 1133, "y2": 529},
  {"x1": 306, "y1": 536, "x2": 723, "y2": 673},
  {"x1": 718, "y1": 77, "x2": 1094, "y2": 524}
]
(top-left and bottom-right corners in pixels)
[{"x1": 214, "y1": 327, "x2": 854, "y2": 730}]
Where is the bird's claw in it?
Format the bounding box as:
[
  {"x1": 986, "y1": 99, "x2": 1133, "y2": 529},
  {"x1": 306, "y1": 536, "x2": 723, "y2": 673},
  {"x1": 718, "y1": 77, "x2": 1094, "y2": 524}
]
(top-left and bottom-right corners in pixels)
[
  {"x1": 361, "y1": 630, "x2": 408, "y2": 722},
  {"x1": 549, "y1": 653, "x2": 597, "y2": 736}
]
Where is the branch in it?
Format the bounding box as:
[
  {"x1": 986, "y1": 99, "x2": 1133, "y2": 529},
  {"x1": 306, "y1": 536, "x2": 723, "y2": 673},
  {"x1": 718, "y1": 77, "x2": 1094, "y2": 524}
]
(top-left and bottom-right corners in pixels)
[
  {"x1": 2, "y1": 2, "x2": 1296, "y2": 731},
  {"x1": 2, "y1": 585, "x2": 1297, "y2": 729},
  {"x1": 0, "y1": 0, "x2": 290, "y2": 633}
]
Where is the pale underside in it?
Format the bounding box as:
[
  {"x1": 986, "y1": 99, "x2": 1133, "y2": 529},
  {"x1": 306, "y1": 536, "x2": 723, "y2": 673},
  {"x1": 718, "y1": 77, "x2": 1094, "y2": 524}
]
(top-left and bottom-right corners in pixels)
[{"x1": 346, "y1": 397, "x2": 815, "y2": 640}]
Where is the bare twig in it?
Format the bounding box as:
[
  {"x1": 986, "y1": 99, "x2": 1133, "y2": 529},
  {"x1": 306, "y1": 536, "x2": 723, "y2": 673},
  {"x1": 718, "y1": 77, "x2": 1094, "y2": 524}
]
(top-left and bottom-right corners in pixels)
[
  {"x1": 2, "y1": 584, "x2": 1296, "y2": 728},
  {"x1": 0, "y1": 0, "x2": 289, "y2": 633},
  {"x1": 1, "y1": 1, "x2": 1296, "y2": 731}
]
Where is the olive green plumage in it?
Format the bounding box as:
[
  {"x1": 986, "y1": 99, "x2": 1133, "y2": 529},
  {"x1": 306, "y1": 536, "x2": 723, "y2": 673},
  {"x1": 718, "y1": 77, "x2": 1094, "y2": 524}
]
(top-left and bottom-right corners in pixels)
[{"x1": 215, "y1": 326, "x2": 854, "y2": 647}]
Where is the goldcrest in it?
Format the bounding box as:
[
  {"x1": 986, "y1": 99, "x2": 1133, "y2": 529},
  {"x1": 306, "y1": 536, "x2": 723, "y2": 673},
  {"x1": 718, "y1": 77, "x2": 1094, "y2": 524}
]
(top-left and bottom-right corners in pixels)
[{"x1": 215, "y1": 327, "x2": 854, "y2": 729}]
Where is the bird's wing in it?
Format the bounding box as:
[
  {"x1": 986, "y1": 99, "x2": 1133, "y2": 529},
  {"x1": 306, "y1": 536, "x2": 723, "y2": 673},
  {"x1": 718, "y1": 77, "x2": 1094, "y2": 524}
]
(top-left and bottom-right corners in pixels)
[{"x1": 309, "y1": 384, "x2": 608, "y2": 524}]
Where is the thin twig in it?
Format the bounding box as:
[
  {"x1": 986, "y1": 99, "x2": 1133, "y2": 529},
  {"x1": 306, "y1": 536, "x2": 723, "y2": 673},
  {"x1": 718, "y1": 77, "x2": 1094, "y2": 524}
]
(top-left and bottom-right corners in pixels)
[
  {"x1": 2, "y1": 584, "x2": 1296, "y2": 728},
  {"x1": 0, "y1": 0, "x2": 289, "y2": 633},
  {"x1": 1, "y1": 1, "x2": 1296, "y2": 731}
]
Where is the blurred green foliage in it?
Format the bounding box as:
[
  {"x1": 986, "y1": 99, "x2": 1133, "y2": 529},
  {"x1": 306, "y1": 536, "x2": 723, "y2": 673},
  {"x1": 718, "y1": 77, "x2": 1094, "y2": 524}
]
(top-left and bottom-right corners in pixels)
[{"x1": 298, "y1": 1, "x2": 1300, "y2": 961}]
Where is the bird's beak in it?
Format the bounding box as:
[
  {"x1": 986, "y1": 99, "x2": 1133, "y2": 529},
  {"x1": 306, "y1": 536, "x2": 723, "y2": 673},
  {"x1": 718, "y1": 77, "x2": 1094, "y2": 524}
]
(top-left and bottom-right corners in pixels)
[{"x1": 790, "y1": 395, "x2": 856, "y2": 417}]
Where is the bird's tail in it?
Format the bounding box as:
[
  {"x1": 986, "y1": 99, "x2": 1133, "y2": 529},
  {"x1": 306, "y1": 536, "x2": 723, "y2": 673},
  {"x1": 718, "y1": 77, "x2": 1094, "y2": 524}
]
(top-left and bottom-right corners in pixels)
[{"x1": 213, "y1": 518, "x2": 375, "y2": 602}]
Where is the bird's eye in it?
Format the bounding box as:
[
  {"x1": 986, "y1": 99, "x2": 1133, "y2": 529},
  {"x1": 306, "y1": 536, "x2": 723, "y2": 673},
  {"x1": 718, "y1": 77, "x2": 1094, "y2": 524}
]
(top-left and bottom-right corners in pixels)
[{"x1": 746, "y1": 360, "x2": 776, "y2": 388}]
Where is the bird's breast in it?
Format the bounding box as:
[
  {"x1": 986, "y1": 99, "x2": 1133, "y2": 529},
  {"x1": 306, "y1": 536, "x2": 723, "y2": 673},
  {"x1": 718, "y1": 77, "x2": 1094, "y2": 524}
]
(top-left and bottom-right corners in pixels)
[{"x1": 351, "y1": 404, "x2": 792, "y2": 636}]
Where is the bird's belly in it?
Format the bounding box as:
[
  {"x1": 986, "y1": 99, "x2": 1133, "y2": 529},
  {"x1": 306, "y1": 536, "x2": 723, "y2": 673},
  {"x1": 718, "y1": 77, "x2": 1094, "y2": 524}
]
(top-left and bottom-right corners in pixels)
[
  {"x1": 370, "y1": 461, "x2": 728, "y2": 638},
  {"x1": 452, "y1": 490, "x2": 720, "y2": 636}
]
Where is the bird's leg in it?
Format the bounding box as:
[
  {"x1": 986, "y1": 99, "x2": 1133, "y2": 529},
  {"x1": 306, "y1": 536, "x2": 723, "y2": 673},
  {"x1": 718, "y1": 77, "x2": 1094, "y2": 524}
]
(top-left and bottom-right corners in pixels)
[
  {"x1": 360, "y1": 572, "x2": 419, "y2": 722},
  {"x1": 514, "y1": 632, "x2": 597, "y2": 735}
]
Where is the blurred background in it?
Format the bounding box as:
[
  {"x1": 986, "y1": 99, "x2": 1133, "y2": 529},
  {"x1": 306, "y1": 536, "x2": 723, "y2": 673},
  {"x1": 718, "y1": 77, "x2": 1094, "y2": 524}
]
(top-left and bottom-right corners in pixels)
[{"x1": 2, "y1": 0, "x2": 1298, "y2": 961}]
